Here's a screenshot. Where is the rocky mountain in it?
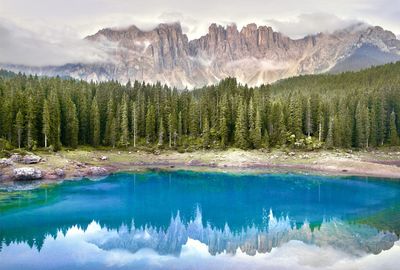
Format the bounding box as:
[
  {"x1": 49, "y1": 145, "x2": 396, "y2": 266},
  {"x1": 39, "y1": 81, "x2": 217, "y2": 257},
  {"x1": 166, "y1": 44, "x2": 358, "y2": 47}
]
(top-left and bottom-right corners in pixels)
[{"x1": 2, "y1": 22, "x2": 400, "y2": 88}]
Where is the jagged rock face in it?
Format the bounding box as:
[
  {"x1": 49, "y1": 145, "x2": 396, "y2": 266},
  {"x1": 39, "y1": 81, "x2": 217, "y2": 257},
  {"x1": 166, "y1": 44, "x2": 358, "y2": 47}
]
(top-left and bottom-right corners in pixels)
[
  {"x1": 2, "y1": 23, "x2": 400, "y2": 88},
  {"x1": 85, "y1": 23, "x2": 200, "y2": 87}
]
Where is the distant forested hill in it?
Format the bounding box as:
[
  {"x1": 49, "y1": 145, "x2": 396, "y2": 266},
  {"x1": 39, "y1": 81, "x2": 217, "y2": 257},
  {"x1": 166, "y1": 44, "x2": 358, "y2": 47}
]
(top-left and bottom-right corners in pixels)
[
  {"x1": 0, "y1": 62, "x2": 399, "y2": 151},
  {"x1": 0, "y1": 69, "x2": 17, "y2": 79}
]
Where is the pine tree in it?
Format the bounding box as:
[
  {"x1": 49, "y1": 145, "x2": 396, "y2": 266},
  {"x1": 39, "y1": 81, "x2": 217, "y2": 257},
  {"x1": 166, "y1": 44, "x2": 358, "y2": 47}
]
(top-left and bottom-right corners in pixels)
[
  {"x1": 248, "y1": 98, "x2": 256, "y2": 147},
  {"x1": 389, "y1": 111, "x2": 399, "y2": 146},
  {"x1": 278, "y1": 109, "x2": 287, "y2": 146},
  {"x1": 219, "y1": 95, "x2": 229, "y2": 147},
  {"x1": 49, "y1": 91, "x2": 61, "y2": 151},
  {"x1": 178, "y1": 111, "x2": 183, "y2": 145},
  {"x1": 234, "y1": 100, "x2": 248, "y2": 149},
  {"x1": 119, "y1": 94, "x2": 129, "y2": 147},
  {"x1": 288, "y1": 95, "x2": 303, "y2": 139},
  {"x1": 15, "y1": 110, "x2": 23, "y2": 149},
  {"x1": 26, "y1": 98, "x2": 36, "y2": 150},
  {"x1": 90, "y1": 97, "x2": 100, "y2": 147},
  {"x1": 252, "y1": 107, "x2": 262, "y2": 148},
  {"x1": 189, "y1": 101, "x2": 199, "y2": 137},
  {"x1": 131, "y1": 101, "x2": 138, "y2": 148},
  {"x1": 355, "y1": 102, "x2": 370, "y2": 148},
  {"x1": 42, "y1": 99, "x2": 50, "y2": 148},
  {"x1": 305, "y1": 98, "x2": 312, "y2": 136},
  {"x1": 105, "y1": 97, "x2": 115, "y2": 146},
  {"x1": 325, "y1": 117, "x2": 334, "y2": 149},
  {"x1": 65, "y1": 98, "x2": 79, "y2": 148},
  {"x1": 168, "y1": 113, "x2": 173, "y2": 148},
  {"x1": 202, "y1": 116, "x2": 210, "y2": 148},
  {"x1": 146, "y1": 104, "x2": 156, "y2": 144},
  {"x1": 158, "y1": 117, "x2": 165, "y2": 146}
]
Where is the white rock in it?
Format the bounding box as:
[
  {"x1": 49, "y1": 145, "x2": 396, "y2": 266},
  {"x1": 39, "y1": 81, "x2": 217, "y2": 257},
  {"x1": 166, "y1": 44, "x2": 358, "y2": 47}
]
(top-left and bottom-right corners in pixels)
[
  {"x1": 22, "y1": 155, "x2": 41, "y2": 164},
  {"x1": 13, "y1": 167, "x2": 42, "y2": 180},
  {"x1": 54, "y1": 168, "x2": 65, "y2": 177},
  {"x1": 89, "y1": 166, "x2": 108, "y2": 176},
  {"x1": 0, "y1": 158, "x2": 14, "y2": 167}
]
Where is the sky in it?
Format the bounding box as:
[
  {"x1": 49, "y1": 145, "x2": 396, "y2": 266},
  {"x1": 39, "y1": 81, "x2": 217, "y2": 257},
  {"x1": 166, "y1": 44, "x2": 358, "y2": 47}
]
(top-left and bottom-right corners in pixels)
[{"x1": 0, "y1": 0, "x2": 399, "y2": 66}]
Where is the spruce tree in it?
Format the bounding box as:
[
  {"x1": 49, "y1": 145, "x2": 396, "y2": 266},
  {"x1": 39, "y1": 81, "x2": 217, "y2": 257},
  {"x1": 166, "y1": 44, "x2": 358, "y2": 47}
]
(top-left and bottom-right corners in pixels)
[
  {"x1": 234, "y1": 100, "x2": 248, "y2": 149},
  {"x1": 119, "y1": 94, "x2": 129, "y2": 147},
  {"x1": 158, "y1": 117, "x2": 164, "y2": 147},
  {"x1": 305, "y1": 98, "x2": 312, "y2": 137},
  {"x1": 389, "y1": 111, "x2": 399, "y2": 146},
  {"x1": 325, "y1": 117, "x2": 334, "y2": 149},
  {"x1": 105, "y1": 98, "x2": 115, "y2": 146},
  {"x1": 90, "y1": 97, "x2": 100, "y2": 147},
  {"x1": 15, "y1": 110, "x2": 23, "y2": 149},
  {"x1": 49, "y1": 91, "x2": 61, "y2": 151},
  {"x1": 26, "y1": 98, "x2": 36, "y2": 150},
  {"x1": 146, "y1": 104, "x2": 156, "y2": 144},
  {"x1": 131, "y1": 101, "x2": 138, "y2": 148},
  {"x1": 202, "y1": 116, "x2": 210, "y2": 148},
  {"x1": 42, "y1": 99, "x2": 50, "y2": 148},
  {"x1": 252, "y1": 107, "x2": 262, "y2": 148}
]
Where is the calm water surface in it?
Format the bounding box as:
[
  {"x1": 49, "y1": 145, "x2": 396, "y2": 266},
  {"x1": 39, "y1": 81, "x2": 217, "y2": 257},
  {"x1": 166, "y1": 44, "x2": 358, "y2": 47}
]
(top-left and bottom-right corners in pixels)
[{"x1": 0, "y1": 171, "x2": 399, "y2": 269}]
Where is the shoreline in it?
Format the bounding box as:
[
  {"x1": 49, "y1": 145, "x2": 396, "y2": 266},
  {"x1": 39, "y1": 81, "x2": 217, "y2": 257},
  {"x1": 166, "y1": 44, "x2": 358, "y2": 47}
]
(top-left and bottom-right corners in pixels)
[{"x1": 1, "y1": 149, "x2": 400, "y2": 183}]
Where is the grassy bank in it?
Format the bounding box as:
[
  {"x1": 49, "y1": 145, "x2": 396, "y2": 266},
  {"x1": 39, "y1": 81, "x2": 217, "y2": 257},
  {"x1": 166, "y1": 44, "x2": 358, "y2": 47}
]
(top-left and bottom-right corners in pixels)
[{"x1": 1, "y1": 147, "x2": 400, "y2": 181}]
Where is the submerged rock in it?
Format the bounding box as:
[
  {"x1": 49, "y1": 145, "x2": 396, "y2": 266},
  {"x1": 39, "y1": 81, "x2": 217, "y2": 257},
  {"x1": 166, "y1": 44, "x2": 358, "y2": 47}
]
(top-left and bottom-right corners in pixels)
[
  {"x1": 13, "y1": 167, "x2": 43, "y2": 180},
  {"x1": 22, "y1": 155, "x2": 41, "y2": 164}
]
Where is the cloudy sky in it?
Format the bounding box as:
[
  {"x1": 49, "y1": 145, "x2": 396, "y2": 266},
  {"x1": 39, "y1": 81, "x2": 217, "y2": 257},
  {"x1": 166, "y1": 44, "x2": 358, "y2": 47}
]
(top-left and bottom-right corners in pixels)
[{"x1": 0, "y1": 0, "x2": 399, "y2": 66}]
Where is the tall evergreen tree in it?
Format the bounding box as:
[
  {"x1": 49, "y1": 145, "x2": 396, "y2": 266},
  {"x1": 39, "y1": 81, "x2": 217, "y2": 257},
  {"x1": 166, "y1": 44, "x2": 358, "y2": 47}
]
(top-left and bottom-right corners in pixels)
[
  {"x1": 42, "y1": 99, "x2": 50, "y2": 148},
  {"x1": 305, "y1": 98, "x2": 312, "y2": 137},
  {"x1": 389, "y1": 111, "x2": 399, "y2": 146},
  {"x1": 119, "y1": 94, "x2": 130, "y2": 147},
  {"x1": 90, "y1": 97, "x2": 100, "y2": 147},
  {"x1": 145, "y1": 104, "x2": 156, "y2": 144},
  {"x1": 252, "y1": 107, "x2": 262, "y2": 148},
  {"x1": 131, "y1": 101, "x2": 138, "y2": 148},
  {"x1": 234, "y1": 100, "x2": 248, "y2": 149},
  {"x1": 15, "y1": 110, "x2": 23, "y2": 149},
  {"x1": 158, "y1": 117, "x2": 165, "y2": 147},
  {"x1": 105, "y1": 98, "x2": 115, "y2": 146}
]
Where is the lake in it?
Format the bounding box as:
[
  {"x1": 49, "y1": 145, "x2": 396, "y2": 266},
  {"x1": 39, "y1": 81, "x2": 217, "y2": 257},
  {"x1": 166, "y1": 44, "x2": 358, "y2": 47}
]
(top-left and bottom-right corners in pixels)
[{"x1": 0, "y1": 171, "x2": 399, "y2": 269}]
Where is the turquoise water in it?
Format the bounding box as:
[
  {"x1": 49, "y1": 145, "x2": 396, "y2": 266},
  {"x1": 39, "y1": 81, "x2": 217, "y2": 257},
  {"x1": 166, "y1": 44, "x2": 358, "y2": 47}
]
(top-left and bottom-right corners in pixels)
[{"x1": 0, "y1": 171, "x2": 400, "y2": 269}]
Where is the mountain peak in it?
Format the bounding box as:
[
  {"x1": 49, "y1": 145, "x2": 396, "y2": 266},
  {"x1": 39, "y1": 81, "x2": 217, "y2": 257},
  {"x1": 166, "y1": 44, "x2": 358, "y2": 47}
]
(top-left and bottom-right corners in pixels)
[{"x1": 3, "y1": 22, "x2": 400, "y2": 89}]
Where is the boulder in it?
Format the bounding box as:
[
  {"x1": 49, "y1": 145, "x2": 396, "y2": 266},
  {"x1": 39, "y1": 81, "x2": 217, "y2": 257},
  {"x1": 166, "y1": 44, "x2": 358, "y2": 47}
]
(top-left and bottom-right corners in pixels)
[
  {"x1": 54, "y1": 168, "x2": 65, "y2": 177},
  {"x1": 22, "y1": 155, "x2": 41, "y2": 164},
  {"x1": 10, "y1": 154, "x2": 22, "y2": 162},
  {"x1": 13, "y1": 167, "x2": 42, "y2": 180},
  {"x1": 100, "y1": 156, "x2": 108, "y2": 161},
  {"x1": 88, "y1": 166, "x2": 108, "y2": 176},
  {"x1": 0, "y1": 158, "x2": 14, "y2": 167}
]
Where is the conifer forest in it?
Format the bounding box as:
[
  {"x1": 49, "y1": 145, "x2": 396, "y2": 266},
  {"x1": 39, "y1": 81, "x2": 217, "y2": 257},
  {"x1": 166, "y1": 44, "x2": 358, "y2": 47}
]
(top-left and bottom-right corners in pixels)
[{"x1": 0, "y1": 62, "x2": 399, "y2": 152}]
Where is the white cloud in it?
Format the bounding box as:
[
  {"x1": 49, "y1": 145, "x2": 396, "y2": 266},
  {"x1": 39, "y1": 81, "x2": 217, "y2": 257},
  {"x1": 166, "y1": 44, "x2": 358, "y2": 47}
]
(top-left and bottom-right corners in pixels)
[
  {"x1": 266, "y1": 13, "x2": 362, "y2": 39},
  {"x1": 0, "y1": 0, "x2": 399, "y2": 66},
  {"x1": 0, "y1": 19, "x2": 111, "y2": 66}
]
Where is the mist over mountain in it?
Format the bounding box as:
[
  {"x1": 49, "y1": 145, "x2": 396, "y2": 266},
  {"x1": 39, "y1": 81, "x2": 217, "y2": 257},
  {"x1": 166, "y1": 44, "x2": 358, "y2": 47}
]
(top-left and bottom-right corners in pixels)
[{"x1": 2, "y1": 22, "x2": 400, "y2": 88}]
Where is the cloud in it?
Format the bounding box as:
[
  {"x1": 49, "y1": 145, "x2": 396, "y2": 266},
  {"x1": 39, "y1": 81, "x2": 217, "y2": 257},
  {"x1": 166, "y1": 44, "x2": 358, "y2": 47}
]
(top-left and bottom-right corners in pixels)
[
  {"x1": 0, "y1": 0, "x2": 399, "y2": 66},
  {"x1": 0, "y1": 19, "x2": 110, "y2": 66},
  {"x1": 0, "y1": 221, "x2": 399, "y2": 270},
  {"x1": 266, "y1": 13, "x2": 362, "y2": 39}
]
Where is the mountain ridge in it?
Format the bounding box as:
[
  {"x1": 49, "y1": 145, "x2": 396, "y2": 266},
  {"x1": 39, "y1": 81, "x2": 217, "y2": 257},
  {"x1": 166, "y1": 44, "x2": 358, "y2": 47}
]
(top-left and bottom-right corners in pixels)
[{"x1": 2, "y1": 22, "x2": 400, "y2": 88}]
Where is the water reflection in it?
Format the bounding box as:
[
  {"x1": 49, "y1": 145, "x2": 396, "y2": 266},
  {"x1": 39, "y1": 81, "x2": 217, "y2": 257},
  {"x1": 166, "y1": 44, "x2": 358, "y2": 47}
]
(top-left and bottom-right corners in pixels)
[{"x1": 1, "y1": 208, "x2": 397, "y2": 257}]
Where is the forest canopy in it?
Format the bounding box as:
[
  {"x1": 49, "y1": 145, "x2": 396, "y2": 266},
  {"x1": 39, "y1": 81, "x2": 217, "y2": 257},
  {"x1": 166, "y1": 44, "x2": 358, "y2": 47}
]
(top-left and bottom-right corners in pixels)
[{"x1": 0, "y1": 62, "x2": 400, "y2": 152}]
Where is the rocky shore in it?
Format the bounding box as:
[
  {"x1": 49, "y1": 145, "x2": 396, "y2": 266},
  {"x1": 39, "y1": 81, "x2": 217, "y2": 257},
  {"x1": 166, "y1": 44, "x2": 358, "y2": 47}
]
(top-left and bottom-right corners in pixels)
[{"x1": 1, "y1": 149, "x2": 400, "y2": 183}]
